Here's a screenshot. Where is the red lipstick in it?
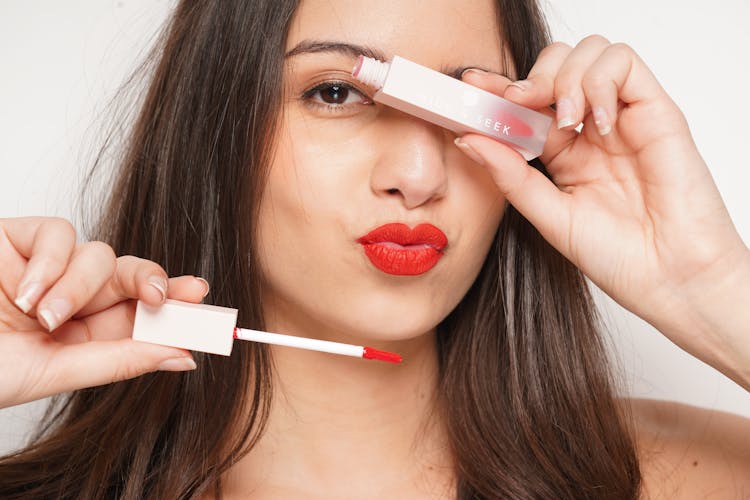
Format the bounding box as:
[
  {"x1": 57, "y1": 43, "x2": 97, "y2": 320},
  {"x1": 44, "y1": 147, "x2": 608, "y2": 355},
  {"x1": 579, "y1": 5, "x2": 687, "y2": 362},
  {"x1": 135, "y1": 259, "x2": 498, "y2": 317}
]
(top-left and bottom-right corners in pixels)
[{"x1": 356, "y1": 223, "x2": 448, "y2": 275}]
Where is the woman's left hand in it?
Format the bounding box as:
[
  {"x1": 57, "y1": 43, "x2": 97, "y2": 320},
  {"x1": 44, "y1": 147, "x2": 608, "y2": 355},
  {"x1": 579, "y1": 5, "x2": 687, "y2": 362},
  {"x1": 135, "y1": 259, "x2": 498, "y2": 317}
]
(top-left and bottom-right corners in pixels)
[{"x1": 457, "y1": 35, "x2": 750, "y2": 386}]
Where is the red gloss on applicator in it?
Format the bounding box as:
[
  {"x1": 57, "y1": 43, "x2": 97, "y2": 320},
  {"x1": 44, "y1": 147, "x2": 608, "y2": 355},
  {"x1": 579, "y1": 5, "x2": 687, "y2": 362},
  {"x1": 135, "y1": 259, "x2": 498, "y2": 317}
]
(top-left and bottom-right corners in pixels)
[{"x1": 362, "y1": 346, "x2": 403, "y2": 363}]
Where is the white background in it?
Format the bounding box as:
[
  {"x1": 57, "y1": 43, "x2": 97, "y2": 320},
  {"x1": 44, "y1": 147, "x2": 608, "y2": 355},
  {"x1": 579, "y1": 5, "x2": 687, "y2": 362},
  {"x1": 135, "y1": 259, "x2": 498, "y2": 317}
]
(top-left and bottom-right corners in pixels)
[{"x1": 1, "y1": 1, "x2": 748, "y2": 455}]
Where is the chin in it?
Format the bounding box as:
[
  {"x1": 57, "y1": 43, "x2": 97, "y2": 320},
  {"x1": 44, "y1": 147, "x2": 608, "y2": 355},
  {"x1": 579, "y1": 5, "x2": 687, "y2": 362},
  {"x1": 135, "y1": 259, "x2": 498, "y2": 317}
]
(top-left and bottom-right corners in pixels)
[{"x1": 328, "y1": 292, "x2": 455, "y2": 344}]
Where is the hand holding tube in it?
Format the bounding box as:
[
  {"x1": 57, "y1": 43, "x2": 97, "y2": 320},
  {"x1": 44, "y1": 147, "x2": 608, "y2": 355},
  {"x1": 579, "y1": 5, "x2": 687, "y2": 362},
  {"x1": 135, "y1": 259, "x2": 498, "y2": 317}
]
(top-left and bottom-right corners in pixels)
[
  {"x1": 454, "y1": 36, "x2": 750, "y2": 391},
  {"x1": 0, "y1": 217, "x2": 206, "y2": 409}
]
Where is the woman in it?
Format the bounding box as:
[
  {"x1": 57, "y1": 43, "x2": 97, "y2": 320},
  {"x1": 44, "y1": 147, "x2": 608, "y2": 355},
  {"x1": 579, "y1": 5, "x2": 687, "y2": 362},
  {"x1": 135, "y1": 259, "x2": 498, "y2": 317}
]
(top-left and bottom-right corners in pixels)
[{"x1": 1, "y1": 0, "x2": 749, "y2": 498}]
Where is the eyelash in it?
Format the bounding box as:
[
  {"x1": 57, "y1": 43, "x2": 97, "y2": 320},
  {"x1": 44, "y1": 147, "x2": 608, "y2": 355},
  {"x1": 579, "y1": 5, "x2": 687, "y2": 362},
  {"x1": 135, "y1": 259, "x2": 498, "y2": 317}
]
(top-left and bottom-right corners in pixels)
[{"x1": 301, "y1": 80, "x2": 372, "y2": 113}]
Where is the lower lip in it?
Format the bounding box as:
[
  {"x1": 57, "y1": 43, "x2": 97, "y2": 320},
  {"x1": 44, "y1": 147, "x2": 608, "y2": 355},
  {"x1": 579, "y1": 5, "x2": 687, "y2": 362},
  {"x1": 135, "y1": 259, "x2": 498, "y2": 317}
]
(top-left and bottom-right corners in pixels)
[{"x1": 359, "y1": 242, "x2": 444, "y2": 275}]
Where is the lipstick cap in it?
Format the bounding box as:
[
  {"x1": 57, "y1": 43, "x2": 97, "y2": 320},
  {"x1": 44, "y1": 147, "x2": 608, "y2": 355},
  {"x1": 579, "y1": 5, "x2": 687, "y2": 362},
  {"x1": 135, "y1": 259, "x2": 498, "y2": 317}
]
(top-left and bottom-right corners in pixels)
[{"x1": 132, "y1": 299, "x2": 238, "y2": 356}]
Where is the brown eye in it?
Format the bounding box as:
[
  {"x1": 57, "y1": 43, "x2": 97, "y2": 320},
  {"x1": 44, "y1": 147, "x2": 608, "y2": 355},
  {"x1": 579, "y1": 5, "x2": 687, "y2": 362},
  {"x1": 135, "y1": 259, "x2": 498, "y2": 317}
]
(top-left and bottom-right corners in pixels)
[
  {"x1": 320, "y1": 84, "x2": 349, "y2": 104},
  {"x1": 303, "y1": 80, "x2": 371, "y2": 111}
]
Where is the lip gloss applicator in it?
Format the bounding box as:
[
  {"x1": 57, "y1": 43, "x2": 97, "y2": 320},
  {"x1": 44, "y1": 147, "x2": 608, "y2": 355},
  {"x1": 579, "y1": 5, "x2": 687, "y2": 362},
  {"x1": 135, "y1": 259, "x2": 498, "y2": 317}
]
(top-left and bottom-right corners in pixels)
[
  {"x1": 352, "y1": 55, "x2": 552, "y2": 161},
  {"x1": 132, "y1": 299, "x2": 402, "y2": 363}
]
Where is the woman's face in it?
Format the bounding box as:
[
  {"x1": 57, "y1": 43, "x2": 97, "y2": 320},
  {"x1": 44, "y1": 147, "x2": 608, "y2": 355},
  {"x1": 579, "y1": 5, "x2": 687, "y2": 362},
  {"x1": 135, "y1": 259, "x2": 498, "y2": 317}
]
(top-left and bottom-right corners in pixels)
[{"x1": 257, "y1": 0, "x2": 511, "y2": 343}]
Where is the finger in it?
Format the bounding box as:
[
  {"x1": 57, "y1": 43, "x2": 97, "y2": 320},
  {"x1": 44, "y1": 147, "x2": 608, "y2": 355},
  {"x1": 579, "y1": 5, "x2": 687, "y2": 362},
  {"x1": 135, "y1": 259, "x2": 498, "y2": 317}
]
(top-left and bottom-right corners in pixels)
[
  {"x1": 74, "y1": 255, "x2": 169, "y2": 317},
  {"x1": 34, "y1": 241, "x2": 117, "y2": 332},
  {"x1": 52, "y1": 276, "x2": 210, "y2": 344},
  {"x1": 168, "y1": 275, "x2": 210, "y2": 301},
  {"x1": 461, "y1": 68, "x2": 560, "y2": 134},
  {"x1": 0, "y1": 225, "x2": 27, "y2": 307},
  {"x1": 501, "y1": 42, "x2": 572, "y2": 110},
  {"x1": 50, "y1": 301, "x2": 135, "y2": 344},
  {"x1": 75, "y1": 271, "x2": 209, "y2": 319},
  {"x1": 581, "y1": 43, "x2": 668, "y2": 140},
  {"x1": 549, "y1": 34, "x2": 611, "y2": 131},
  {"x1": 455, "y1": 133, "x2": 571, "y2": 253},
  {"x1": 13, "y1": 339, "x2": 197, "y2": 407},
  {"x1": 460, "y1": 63, "x2": 579, "y2": 177},
  {"x1": 460, "y1": 68, "x2": 514, "y2": 94},
  {"x1": 0, "y1": 217, "x2": 77, "y2": 314}
]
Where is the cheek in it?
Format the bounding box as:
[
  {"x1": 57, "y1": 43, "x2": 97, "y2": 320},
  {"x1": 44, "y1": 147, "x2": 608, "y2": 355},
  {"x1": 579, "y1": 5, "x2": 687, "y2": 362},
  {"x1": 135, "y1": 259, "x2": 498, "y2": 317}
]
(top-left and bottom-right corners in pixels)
[
  {"x1": 269, "y1": 112, "x2": 379, "y2": 198},
  {"x1": 256, "y1": 115, "x2": 377, "y2": 279},
  {"x1": 454, "y1": 155, "x2": 506, "y2": 246}
]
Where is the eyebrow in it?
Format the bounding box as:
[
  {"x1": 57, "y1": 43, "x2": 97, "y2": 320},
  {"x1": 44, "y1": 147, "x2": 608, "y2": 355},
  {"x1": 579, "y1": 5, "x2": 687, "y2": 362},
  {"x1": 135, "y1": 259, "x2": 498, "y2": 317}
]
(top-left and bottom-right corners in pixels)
[{"x1": 285, "y1": 39, "x2": 507, "y2": 80}]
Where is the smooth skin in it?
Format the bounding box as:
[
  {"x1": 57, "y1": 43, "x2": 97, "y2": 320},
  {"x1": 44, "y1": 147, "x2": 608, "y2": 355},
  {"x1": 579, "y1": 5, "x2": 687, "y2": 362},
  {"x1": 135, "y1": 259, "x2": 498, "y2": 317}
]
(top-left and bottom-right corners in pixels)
[{"x1": 2, "y1": 1, "x2": 750, "y2": 498}]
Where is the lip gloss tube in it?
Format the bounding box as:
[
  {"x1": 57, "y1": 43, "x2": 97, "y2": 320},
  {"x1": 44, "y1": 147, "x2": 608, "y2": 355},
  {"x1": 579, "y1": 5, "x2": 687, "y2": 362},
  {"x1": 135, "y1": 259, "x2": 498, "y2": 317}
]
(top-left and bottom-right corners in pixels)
[{"x1": 352, "y1": 55, "x2": 552, "y2": 161}]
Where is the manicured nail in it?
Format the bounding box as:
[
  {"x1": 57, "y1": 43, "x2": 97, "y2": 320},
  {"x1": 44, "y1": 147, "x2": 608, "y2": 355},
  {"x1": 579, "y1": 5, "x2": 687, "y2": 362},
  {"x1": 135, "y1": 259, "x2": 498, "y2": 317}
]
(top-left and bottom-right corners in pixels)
[
  {"x1": 454, "y1": 137, "x2": 486, "y2": 166},
  {"x1": 507, "y1": 79, "x2": 532, "y2": 92},
  {"x1": 157, "y1": 357, "x2": 197, "y2": 372},
  {"x1": 14, "y1": 281, "x2": 44, "y2": 314},
  {"x1": 556, "y1": 97, "x2": 577, "y2": 129},
  {"x1": 592, "y1": 106, "x2": 612, "y2": 135},
  {"x1": 195, "y1": 277, "x2": 210, "y2": 298},
  {"x1": 461, "y1": 68, "x2": 487, "y2": 79},
  {"x1": 37, "y1": 298, "x2": 73, "y2": 332},
  {"x1": 147, "y1": 275, "x2": 168, "y2": 302}
]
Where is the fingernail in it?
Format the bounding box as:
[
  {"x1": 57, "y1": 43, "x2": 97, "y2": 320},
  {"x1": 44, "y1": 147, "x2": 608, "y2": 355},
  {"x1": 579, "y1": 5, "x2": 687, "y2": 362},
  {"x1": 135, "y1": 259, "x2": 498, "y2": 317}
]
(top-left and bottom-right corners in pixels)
[
  {"x1": 158, "y1": 357, "x2": 197, "y2": 372},
  {"x1": 147, "y1": 275, "x2": 168, "y2": 302},
  {"x1": 592, "y1": 106, "x2": 612, "y2": 135},
  {"x1": 37, "y1": 298, "x2": 73, "y2": 332},
  {"x1": 14, "y1": 281, "x2": 44, "y2": 314},
  {"x1": 461, "y1": 68, "x2": 487, "y2": 79},
  {"x1": 454, "y1": 137, "x2": 486, "y2": 166},
  {"x1": 195, "y1": 277, "x2": 210, "y2": 299},
  {"x1": 507, "y1": 79, "x2": 532, "y2": 92},
  {"x1": 556, "y1": 97, "x2": 577, "y2": 129}
]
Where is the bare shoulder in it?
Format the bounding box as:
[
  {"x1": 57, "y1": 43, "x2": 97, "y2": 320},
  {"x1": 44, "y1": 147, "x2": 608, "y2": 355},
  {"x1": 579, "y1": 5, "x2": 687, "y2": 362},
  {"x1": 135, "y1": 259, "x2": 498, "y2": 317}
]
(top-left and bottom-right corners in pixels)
[{"x1": 620, "y1": 397, "x2": 750, "y2": 498}]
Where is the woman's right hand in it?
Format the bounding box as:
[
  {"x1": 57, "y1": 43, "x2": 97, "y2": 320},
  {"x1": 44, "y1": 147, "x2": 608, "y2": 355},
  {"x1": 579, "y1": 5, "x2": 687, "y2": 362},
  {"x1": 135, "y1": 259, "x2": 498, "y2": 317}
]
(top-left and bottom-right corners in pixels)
[{"x1": 0, "y1": 216, "x2": 209, "y2": 410}]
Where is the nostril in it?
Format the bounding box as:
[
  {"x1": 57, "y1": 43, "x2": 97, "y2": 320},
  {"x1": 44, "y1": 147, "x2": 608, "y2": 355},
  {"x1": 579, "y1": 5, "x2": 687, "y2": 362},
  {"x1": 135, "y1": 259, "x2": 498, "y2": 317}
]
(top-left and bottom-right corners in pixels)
[{"x1": 386, "y1": 188, "x2": 399, "y2": 195}]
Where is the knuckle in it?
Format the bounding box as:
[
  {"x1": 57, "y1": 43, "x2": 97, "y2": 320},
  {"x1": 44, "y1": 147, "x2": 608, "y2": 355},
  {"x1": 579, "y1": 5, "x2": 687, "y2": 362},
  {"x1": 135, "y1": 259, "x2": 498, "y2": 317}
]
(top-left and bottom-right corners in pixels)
[
  {"x1": 535, "y1": 42, "x2": 571, "y2": 64},
  {"x1": 36, "y1": 253, "x2": 67, "y2": 274},
  {"x1": 579, "y1": 34, "x2": 611, "y2": 47},
  {"x1": 66, "y1": 271, "x2": 96, "y2": 301},
  {"x1": 582, "y1": 70, "x2": 611, "y2": 89},
  {"x1": 138, "y1": 256, "x2": 164, "y2": 276},
  {"x1": 552, "y1": 76, "x2": 583, "y2": 102},
  {"x1": 609, "y1": 42, "x2": 634, "y2": 57},
  {"x1": 115, "y1": 254, "x2": 138, "y2": 272},
  {"x1": 544, "y1": 41, "x2": 572, "y2": 54},
  {"x1": 553, "y1": 69, "x2": 579, "y2": 93},
  {"x1": 116, "y1": 254, "x2": 136, "y2": 263},
  {"x1": 47, "y1": 217, "x2": 76, "y2": 239},
  {"x1": 532, "y1": 73, "x2": 556, "y2": 92},
  {"x1": 109, "y1": 345, "x2": 148, "y2": 383},
  {"x1": 85, "y1": 241, "x2": 117, "y2": 266}
]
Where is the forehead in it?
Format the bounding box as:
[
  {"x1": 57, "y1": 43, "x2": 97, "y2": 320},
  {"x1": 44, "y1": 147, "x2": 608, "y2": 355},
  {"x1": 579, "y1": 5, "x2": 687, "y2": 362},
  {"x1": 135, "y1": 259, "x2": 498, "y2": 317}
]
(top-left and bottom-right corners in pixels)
[{"x1": 286, "y1": 0, "x2": 509, "y2": 76}]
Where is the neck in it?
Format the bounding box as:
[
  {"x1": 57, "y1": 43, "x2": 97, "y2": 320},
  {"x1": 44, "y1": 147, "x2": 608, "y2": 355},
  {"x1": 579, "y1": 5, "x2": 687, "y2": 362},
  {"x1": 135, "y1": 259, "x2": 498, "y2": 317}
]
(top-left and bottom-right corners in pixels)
[{"x1": 222, "y1": 309, "x2": 455, "y2": 498}]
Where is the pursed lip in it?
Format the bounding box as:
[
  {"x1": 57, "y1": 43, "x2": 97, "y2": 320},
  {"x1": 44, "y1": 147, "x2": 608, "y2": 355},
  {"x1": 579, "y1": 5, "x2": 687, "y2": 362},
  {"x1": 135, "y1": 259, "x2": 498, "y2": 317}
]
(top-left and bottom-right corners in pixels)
[{"x1": 355, "y1": 223, "x2": 448, "y2": 275}]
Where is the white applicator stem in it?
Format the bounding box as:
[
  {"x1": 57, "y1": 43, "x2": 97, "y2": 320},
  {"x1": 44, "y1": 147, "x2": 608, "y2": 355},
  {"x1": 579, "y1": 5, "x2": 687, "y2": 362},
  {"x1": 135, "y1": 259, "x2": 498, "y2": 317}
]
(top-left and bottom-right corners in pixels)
[
  {"x1": 233, "y1": 327, "x2": 362, "y2": 357},
  {"x1": 233, "y1": 328, "x2": 401, "y2": 363}
]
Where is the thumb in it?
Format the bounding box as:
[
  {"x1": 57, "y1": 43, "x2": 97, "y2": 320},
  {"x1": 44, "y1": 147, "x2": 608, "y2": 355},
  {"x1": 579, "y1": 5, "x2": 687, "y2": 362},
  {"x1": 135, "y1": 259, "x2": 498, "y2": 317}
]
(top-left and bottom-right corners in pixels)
[
  {"x1": 43, "y1": 340, "x2": 195, "y2": 397},
  {"x1": 455, "y1": 134, "x2": 571, "y2": 251}
]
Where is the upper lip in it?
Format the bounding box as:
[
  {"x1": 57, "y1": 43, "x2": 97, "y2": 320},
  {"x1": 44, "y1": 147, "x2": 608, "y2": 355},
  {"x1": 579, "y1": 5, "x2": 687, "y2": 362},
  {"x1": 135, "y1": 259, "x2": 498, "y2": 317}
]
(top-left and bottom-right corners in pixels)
[{"x1": 356, "y1": 222, "x2": 448, "y2": 251}]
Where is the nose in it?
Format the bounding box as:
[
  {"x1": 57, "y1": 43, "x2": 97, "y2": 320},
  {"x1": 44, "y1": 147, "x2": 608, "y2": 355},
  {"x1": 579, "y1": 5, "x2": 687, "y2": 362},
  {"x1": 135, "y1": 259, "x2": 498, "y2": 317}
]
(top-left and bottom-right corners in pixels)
[{"x1": 370, "y1": 112, "x2": 449, "y2": 210}]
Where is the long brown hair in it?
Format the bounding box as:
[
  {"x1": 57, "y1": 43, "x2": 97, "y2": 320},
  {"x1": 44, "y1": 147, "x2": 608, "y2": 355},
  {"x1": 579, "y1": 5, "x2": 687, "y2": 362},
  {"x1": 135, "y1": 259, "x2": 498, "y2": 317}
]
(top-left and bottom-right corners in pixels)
[{"x1": 0, "y1": 1, "x2": 641, "y2": 498}]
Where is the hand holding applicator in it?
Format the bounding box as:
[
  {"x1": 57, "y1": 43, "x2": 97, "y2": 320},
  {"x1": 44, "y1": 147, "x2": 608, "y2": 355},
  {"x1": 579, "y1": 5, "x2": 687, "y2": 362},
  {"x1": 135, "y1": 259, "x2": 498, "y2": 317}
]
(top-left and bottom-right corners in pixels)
[{"x1": 132, "y1": 299, "x2": 402, "y2": 363}]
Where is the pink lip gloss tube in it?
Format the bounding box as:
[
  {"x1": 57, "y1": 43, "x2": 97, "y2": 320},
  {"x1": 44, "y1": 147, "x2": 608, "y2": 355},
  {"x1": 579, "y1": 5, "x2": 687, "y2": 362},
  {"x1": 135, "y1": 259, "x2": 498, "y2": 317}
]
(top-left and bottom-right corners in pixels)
[{"x1": 352, "y1": 55, "x2": 552, "y2": 161}]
